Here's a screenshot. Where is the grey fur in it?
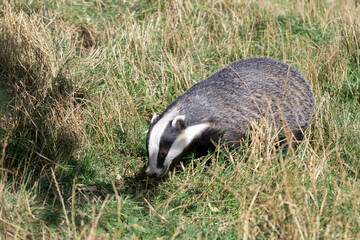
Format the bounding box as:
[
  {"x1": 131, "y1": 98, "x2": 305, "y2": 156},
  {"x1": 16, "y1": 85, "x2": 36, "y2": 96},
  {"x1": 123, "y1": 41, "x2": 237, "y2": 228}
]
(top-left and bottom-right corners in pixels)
[{"x1": 146, "y1": 57, "x2": 315, "y2": 177}]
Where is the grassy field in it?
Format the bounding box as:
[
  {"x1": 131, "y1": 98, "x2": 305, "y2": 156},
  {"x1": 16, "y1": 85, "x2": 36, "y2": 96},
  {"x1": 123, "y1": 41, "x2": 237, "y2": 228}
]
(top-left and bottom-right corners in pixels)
[{"x1": 0, "y1": 0, "x2": 359, "y2": 239}]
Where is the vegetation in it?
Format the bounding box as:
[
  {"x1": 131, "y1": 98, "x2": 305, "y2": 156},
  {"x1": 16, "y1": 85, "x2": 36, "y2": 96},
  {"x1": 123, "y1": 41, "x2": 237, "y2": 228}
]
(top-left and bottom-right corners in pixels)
[{"x1": 0, "y1": 0, "x2": 359, "y2": 238}]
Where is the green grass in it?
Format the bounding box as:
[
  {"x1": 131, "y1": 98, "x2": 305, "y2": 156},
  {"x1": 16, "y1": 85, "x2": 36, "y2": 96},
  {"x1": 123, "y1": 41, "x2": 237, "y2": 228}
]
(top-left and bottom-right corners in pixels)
[{"x1": 1, "y1": 0, "x2": 360, "y2": 239}]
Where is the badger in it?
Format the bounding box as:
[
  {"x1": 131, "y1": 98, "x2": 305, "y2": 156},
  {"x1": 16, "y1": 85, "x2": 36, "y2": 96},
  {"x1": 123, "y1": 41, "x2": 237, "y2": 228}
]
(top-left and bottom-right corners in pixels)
[{"x1": 145, "y1": 57, "x2": 315, "y2": 178}]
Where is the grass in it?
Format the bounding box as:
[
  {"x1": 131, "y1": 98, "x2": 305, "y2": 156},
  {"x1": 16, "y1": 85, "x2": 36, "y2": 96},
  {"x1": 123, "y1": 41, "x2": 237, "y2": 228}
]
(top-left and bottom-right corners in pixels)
[{"x1": 0, "y1": 0, "x2": 359, "y2": 238}]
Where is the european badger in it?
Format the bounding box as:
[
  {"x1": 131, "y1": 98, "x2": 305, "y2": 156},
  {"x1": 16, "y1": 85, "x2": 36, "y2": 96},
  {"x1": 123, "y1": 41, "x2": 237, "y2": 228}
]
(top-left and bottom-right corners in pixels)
[{"x1": 146, "y1": 57, "x2": 315, "y2": 178}]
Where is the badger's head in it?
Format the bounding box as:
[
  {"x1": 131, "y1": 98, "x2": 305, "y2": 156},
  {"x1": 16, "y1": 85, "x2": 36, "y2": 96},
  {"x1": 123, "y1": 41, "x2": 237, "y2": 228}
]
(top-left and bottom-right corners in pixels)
[{"x1": 145, "y1": 112, "x2": 209, "y2": 178}]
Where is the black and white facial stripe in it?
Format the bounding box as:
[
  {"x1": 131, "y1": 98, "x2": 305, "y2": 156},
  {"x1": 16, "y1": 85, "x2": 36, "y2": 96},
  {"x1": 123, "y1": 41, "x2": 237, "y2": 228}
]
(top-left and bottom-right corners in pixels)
[
  {"x1": 156, "y1": 119, "x2": 180, "y2": 168},
  {"x1": 146, "y1": 109, "x2": 210, "y2": 178}
]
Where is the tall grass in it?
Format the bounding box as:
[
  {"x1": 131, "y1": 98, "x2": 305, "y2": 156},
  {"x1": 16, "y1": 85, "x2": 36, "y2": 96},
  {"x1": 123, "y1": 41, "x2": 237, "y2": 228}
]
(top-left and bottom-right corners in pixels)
[{"x1": 0, "y1": 0, "x2": 359, "y2": 238}]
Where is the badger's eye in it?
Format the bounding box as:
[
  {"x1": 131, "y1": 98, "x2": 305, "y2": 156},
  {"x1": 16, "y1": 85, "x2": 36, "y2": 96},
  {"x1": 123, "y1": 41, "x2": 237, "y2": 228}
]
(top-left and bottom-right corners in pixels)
[{"x1": 159, "y1": 150, "x2": 167, "y2": 159}]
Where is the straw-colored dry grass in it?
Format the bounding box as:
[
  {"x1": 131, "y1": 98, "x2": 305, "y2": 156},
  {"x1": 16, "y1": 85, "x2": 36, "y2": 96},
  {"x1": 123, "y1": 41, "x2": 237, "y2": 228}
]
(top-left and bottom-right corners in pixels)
[{"x1": 0, "y1": 0, "x2": 359, "y2": 239}]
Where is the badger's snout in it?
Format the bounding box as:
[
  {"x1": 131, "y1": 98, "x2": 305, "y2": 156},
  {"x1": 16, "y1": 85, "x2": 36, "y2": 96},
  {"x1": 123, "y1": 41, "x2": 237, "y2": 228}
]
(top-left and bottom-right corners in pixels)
[
  {"x1": 145, "y1": 168, "x2": 158, "y2": 178},
  {"x1": 145, "y1": 167, "x2": 164, "y2": 178}
]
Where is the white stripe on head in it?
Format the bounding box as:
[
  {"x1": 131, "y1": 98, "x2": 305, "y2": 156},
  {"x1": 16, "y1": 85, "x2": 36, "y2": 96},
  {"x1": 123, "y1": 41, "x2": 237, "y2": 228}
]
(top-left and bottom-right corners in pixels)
[
  {"x1": 163, "y1": 122, "x2": 210, "y2": 170},
  {"x1": 147, "y1": 108, "x2": 179, "y2": 169}
]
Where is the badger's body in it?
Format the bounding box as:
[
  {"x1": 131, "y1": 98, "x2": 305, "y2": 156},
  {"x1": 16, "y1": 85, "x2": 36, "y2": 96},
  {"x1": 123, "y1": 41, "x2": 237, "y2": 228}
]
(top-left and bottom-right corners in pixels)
[{"x1": 146, "y1": 57, "x2": 315, "y2": 178}]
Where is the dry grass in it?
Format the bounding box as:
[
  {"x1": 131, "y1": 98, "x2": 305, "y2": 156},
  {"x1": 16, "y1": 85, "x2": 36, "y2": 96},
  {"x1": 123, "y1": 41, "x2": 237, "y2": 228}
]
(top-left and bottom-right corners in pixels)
[{"x1": 0, "y1": 0, "x2": 359, "y2": 239}]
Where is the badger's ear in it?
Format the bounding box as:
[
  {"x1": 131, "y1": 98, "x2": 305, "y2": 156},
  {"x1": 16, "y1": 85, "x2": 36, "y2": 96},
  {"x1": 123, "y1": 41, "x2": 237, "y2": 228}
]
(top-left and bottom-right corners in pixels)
[
  {"x1": 150, "y1": 112, "x2": 158, "y2": 124},
  {"x1": 172, "y1": 115, "x2": 186, "y2": 132}
]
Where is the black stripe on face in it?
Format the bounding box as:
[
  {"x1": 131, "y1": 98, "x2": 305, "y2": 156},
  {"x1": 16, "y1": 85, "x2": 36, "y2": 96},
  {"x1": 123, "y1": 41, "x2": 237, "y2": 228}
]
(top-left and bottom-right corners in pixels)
[{"x1": 157, "y1": 122, "x2": 178, "y2": 168}]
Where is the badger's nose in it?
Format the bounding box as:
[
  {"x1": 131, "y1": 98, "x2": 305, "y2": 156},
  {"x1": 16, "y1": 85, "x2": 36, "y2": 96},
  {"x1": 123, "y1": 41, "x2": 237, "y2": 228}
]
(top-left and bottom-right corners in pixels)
[{"x1": 145, "y1": 168, "x2": 158, "y2": 178}]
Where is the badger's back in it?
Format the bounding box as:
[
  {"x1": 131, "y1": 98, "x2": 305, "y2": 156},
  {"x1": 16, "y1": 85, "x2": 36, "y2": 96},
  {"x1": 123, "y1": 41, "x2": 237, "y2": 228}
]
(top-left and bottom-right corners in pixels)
[{"x1": 163, "y1": 57, "x2": 315, "y2": 142}]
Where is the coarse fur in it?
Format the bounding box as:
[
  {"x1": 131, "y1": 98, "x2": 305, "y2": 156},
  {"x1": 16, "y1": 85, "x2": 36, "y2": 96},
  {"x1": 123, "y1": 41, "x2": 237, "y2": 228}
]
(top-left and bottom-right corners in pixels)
[{"x1": 146, "y1": 57, "x2": 316, "y2": 178}]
